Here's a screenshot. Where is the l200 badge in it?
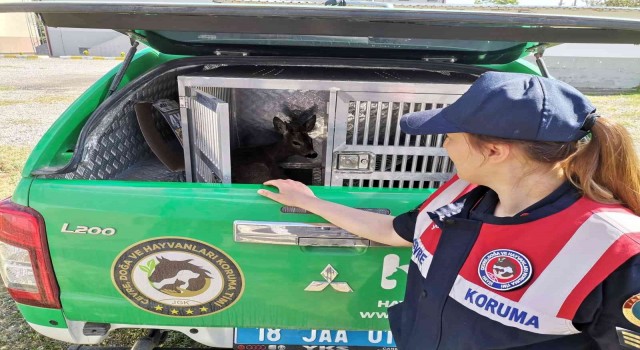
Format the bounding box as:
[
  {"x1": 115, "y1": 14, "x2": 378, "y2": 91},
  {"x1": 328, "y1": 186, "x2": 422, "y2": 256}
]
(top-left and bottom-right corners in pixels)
[
  {"x1": 305, "y1": 264, "x2": 353, "y2": 293},
  {"x1": 112, "y1": 237, "x2": 244, "y2": 317},
  {"x1": 61, "y1": 223, "x2": 116, "y2": 236}
]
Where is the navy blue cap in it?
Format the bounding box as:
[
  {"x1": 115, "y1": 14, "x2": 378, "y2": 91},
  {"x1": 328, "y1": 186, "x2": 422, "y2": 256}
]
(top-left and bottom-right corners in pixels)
[{"x1": 400, "y1": 72, "x2": 597, "y2": 142}]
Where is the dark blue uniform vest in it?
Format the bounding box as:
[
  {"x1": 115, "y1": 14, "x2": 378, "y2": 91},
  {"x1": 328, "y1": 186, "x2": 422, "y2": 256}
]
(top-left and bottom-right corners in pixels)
[{"x1": 389, "y1": 184, "x2": 640, "y2": 350}]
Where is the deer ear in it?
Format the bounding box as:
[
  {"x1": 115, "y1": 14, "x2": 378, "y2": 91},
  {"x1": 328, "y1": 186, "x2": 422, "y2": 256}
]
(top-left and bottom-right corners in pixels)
[
  {"x1": 307, "y1": 104, "x2": 318, "y2": 115},
  {"x1": 303, "y1": 115, "x2": 317, "y2": 132},
  {"x1": 281, "y1": 105, "x2": 293, "y2": 116},
  {"x1": 273, "y1": 117, "x2": 287, "y2": 134}
]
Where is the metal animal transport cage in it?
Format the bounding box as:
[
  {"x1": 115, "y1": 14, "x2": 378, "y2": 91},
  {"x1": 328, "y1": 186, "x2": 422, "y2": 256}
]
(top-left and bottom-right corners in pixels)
[{"x1": 178, "y1": 66, "x2": 473, "y2": 188}]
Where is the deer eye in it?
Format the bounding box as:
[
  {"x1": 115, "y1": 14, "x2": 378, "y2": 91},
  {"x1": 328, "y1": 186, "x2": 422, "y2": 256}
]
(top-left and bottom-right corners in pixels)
[{"x1": 292, "y1": 141, "x2": 303, "y2": 147}]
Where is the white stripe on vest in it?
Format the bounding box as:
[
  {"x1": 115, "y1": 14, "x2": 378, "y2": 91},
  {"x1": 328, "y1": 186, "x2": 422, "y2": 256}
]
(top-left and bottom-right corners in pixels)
[
  {"x1": 414, "y1": 178, "x2": 471, "y2": 238},
  {"x1": 411, "y1": 237, "x2": 433, "y2": 278},
  {"x1": 411, "y1": 178, "x2": 470, "y2": 278},
  {"x1": 519, "y1": 211, "x2": 640, "y2": 316},
  {"x1": 450, "y1": 276, "x2": 579, "y2": 335}
]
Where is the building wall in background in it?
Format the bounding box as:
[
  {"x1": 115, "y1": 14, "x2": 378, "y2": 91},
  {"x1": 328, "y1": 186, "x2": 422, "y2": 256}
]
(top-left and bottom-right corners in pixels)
[
  {"x1": 47, "y1": 28, "x2": 123, "y2": 56},
  {"x1": 0, "y1": 11, "x2": 35, "y2": 53},
  {"x1": 47, "y1": 28, "x2": 147, "y2": 57},
  {"x1": 535, "y1": 57, "x2": 640, "y2": 92},
  {"x1": 526, "y1": 44, "x2": 640, "y2": 91}
]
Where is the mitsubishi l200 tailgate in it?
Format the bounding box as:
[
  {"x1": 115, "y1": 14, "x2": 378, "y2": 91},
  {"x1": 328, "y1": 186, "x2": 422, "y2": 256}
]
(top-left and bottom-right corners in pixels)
[{"x1": 28, "y1": 181, "x2": 426, "y2": 330}]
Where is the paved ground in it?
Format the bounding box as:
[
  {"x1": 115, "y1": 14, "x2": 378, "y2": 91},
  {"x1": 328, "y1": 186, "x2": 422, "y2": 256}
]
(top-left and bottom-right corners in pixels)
[{"x1": 0, "y1": 58, "x2": 119, "y2": 146}]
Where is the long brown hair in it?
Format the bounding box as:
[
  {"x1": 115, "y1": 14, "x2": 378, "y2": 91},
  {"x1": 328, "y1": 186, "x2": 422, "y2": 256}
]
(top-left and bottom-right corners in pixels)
[{"x1": 467, "y1": 117, "x2": 640, "y2": 215}]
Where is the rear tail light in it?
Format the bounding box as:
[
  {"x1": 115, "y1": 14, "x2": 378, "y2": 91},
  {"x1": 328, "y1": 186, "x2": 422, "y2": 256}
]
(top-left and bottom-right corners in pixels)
[{"x1": 0, "y1": 198, "x2": 60, "y2": 308}]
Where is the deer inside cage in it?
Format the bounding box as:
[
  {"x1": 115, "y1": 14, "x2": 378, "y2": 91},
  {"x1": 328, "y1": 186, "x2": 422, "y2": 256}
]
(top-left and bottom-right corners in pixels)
[{"x1": 178, "y1": 66, "x2": 473, "y2": 188}]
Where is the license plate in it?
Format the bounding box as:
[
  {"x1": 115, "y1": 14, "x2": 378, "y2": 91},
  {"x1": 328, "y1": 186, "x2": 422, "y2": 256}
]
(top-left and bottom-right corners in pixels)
[{"x1": 234, "y1": 328, "x2": 397, "y2": 350}]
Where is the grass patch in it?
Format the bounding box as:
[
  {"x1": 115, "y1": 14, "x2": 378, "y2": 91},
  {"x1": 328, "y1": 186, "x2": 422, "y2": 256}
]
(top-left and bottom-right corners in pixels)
[
  {"x1": 9, "y1": 118, "x2": 41, "y2": 126},
  {"x1": 34, "y1": 95, "x2": 76, "y2": 104},
  {"x1": 0, "y1": 86, "x2": 16, "y2": 92},
  {"x1": 0, "y1": 95, "x2": 75, "y2": 107},
  {"x1": 587, "y1": 88, "x2": 640, "y2": 142},
  {"x1": 101, "y1": 329, "x2": 206, "y2": 348},
  {"x1": 0, "y1": 100, "x2": 22, "y2": 107},
  {"x1": 0, "y1": 288, "x2": 68, "y2": 350},
  {"x1": 0, "y1": 146, "x2": 31, "y2": 199}
]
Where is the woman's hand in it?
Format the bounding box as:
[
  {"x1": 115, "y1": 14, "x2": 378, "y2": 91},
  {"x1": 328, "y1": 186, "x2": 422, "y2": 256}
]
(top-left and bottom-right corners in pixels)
[
  {"x1": 259, "y1": 179, "x2": 408, "y2": 247},
  {"x1": 258, "y1": 179, "x2": 317, "y2": 208}
]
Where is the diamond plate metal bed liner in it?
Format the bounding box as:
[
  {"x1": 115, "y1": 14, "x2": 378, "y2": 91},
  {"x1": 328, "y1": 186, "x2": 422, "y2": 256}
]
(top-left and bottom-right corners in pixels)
[{"x1": 48, "y1": 66, "x2": 203, "y2": 180}]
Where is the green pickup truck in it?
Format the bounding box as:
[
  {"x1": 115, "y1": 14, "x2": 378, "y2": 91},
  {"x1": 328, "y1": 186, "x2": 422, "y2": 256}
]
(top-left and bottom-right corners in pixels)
[{"x1": 0, "y1": 2, "x2": 639, "y2": 349}]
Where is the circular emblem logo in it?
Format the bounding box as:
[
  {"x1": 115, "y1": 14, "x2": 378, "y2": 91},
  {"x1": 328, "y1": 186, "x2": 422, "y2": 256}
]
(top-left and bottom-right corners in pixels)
[
  {"x1": 623, "y1": 293, "x2": 640, "y2": 327},
  {"x1": 112, "y1": 237, "x2": 244, "y2": 317},
  {"x1": 478, "y1": 249, "x2": 532, "y2": 291}
]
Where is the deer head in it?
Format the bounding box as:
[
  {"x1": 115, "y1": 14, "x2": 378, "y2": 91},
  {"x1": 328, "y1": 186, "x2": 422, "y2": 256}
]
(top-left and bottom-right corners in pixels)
[{"x1": 273, "y1": 106, "x2": 318, "y2": 159}]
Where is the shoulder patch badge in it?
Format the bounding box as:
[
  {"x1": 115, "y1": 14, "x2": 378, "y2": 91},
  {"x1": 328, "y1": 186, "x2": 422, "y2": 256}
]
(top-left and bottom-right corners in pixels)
[
  {"x1": 112, "y1": 237, "x2": 244, "y2": 317},
  {"x1": 478, "y1": 249, "x2": 532, "y2": 291},
  {"x1": 617, "y1": 327, "x2": 640, "y2": 349},
  {"x1": 624, "y1": 293, "x2": 640, "y2": 327}
]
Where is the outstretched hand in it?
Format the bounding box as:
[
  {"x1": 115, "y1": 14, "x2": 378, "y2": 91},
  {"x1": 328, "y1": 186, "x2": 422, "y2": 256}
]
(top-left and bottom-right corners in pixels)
[
  {"x1": 258, "y1": 179, "x2": 317, "y2": 208},
  {"x1": 259, "y1": 179, "x2": 406, "y2": 247}
]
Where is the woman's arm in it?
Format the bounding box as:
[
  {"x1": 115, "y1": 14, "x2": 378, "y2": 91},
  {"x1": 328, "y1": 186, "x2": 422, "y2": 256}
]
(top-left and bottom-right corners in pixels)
[{"x1": 258, "y1": 179, "x2": 412, "y2": 247}]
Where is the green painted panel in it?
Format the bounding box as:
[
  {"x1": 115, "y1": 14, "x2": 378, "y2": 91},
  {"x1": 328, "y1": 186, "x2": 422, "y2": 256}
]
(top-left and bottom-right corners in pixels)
[
  {"x1": 478, "y1": 57, "x2": 542, "y2": 76},
  {"x1": 28, "y1": 180, "x2": 432, "y2": 330},
  {"x1": 16, "y1": 303, "x2": 68, "y2": 328},
  {"x1": 11, "y1": 178, "x2": 32, "y2": 206}
]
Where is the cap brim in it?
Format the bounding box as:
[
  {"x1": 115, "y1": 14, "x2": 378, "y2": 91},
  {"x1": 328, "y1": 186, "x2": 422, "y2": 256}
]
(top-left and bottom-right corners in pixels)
[{"x1": 400, "y1": 108, "x2": 462, "y2": 135}]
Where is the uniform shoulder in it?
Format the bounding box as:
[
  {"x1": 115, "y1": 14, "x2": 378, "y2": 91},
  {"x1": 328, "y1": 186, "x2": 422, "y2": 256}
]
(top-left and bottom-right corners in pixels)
[
  {"x1": 587, "y1": 208, "x2": 640, "y2": 247},
  {"x1": 418, "y1": 174, "x2": 474, "y2": 212}
]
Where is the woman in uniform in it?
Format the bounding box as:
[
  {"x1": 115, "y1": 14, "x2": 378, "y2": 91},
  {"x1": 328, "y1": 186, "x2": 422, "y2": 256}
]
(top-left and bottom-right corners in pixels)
[{"x1": 258, "y1": 72, "x2": 640, "y2": 349}]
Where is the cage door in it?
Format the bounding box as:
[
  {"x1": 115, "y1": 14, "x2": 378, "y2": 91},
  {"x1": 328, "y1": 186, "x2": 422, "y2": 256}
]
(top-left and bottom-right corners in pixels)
[
  {"x1": 182, "y1": 88, "x2": 231, "y2": 183},
  {"x1": 330, "y1": 91, "x2": 462, "y2": 189}
]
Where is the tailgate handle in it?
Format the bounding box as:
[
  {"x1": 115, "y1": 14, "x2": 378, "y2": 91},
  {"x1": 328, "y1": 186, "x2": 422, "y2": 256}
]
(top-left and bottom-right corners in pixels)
[{"x1": 234, "y1": 220, "x2": 378, "y2": 247}]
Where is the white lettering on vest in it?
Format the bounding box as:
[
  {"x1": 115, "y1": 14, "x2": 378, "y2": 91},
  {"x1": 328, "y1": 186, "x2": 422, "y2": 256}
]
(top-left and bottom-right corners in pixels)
[
  {"x1": 464, "y1": 288, "x2": 540, "y2": 329},
  {"x1": 412, "y1": 239, "x2": 428, "y2": 265},
  {"x1": 411, "y1": 238, "x2": 432, "y2": 278}
]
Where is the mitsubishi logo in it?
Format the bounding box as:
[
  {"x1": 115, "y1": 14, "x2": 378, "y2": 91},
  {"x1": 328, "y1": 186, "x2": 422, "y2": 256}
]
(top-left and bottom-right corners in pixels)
[{"x1": 305, "y1": 264, "x2": 353, "y2": 293}]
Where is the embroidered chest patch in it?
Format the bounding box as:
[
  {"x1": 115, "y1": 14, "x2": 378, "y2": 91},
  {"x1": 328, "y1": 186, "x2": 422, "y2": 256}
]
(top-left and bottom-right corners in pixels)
[
  {"x1": 478, "y1": 249, "x2": 533, "y2": 291},
  {"x1": 623, "y1": 293, "x2": 640, "y2": 327}
]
